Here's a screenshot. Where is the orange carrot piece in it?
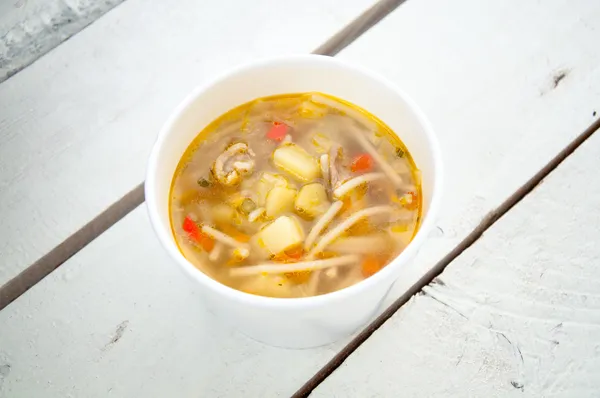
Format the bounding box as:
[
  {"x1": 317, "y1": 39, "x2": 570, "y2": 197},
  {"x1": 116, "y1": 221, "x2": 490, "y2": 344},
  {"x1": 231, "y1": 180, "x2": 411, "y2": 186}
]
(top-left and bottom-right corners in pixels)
[
  {"x1": 266, "y1": 122, "x2": 288, "y2": 142},
  {"x1": 272, "y1": 246, "x2": 304, "y2": 263},
  {"x1": 199, "y1": 234, "x2": 215, "y2": 252},
  {"x1": 284, "y1": 246, "x2": 304, "y2": 260},
  {"x1": 404, "y1": 191, "x2": 419, "y2": 211},
  {"x1": 350, "y1": 153, "x2": 373, "y2": 173},
  {"x1": 361, "y1": 255, "x2": 383, "y2": 277},
  {"x1": 182, "y1": 216, "x2": 215, "y2": 251},
  {"x1": 183, "y1": 216, "x2": 200, "y2": 240}
]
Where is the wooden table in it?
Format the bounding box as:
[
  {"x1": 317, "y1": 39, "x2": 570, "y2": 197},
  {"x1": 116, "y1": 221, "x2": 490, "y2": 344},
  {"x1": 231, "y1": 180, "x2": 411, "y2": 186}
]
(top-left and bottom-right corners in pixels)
[{"x1": 1, "y1": 0, "x2": 599, "y2": 396}]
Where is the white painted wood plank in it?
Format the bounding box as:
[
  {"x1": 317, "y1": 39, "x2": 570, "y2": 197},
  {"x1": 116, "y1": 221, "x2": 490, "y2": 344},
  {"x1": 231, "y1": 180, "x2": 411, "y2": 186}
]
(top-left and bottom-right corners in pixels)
[
  {"x1": 311, "y1": 120, "x2": 600, "y2": 398},
  {"x1": 1, "y1": 0, "x2": 600, "y2": 396},
  {"x1": 0, "y1": 207, "x2": 346, "y2": 397},
  {"x1": 336, "y1": 0, "x2": 600, "y2": 308},
  {"x1": 0, "y1": 0, "x2": 125, "y2": 82},
  {"x1": 0, "y1": 0, "x2": 376, "y2": 285}
]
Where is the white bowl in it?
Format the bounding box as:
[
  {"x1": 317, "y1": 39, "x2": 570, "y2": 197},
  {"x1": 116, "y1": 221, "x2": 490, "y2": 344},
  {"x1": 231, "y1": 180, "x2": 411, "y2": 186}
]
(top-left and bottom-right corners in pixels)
[{"x1": 146, "y1": 54, "x2": 443, "y2": 348}]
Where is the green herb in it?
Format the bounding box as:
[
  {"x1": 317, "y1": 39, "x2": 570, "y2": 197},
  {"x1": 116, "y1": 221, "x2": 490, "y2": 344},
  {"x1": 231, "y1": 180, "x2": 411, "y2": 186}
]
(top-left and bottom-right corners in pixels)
[
  {"x1": 395, "y1": 148, "x2": 405, "y2": 158},
  {"x1": 240, "y1": 198, "x2": 257, "y2": 215},
  {"x1": 197, "y1": 178, "x2": 210, "y2": 188}
]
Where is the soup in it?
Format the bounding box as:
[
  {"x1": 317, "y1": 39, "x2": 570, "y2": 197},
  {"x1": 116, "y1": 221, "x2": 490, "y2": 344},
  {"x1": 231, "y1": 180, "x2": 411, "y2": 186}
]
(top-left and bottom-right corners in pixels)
[{"x1": 169, "y1": 93, "x2": 421, "y2": 298}]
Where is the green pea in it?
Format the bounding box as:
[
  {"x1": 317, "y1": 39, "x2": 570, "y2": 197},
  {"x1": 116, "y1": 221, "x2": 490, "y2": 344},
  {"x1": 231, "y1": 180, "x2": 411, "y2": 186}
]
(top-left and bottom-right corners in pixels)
[
  {"x1": 240, "y1": 198, "x2": 257, "y2": 215},
  {"x1": 197, "y1": 178, "x2": 210, "y2": 187}
]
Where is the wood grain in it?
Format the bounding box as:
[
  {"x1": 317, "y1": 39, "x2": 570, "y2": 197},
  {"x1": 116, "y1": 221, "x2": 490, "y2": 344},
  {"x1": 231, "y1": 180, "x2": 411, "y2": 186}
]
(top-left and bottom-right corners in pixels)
[
  {"x1": 0, "y1": 183, "x2": 144, "y2": 309},
  {"x1": 0, "y1": 0, "x2": 125, "y2": 82},
  {"x1": 310, "y1": 118, "x2": 600, "y2": 398}
]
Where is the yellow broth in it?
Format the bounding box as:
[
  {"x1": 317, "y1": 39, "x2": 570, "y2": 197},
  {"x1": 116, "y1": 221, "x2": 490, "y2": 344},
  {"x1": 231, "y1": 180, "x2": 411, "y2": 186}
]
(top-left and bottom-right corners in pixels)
[{"x1": 169, "y1": 92, "x2": 421, "y2": 298}]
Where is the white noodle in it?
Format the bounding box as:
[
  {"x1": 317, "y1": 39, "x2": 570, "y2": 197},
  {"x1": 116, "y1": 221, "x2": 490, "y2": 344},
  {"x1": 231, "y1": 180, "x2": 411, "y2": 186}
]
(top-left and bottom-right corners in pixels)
[
  {"x1": 281, "y1": 134, "x2": 293, "y2": 144},
  {"x1": 310, "y1": 94, "x2": 378, "y2": 131},
  {"x1": 329, "y1": 145, "x2": 341, "y2": 189},
  {"x1": 208, "y1": 242, "x2": 224, "y2": 262},
  {"x1": 305, "y1": 269, "x2": 322, "y2": 296},
  {"x1": 320, "y1": 154, "x2": 330, "y2": 188},
  {"x1": 325, "y1": 267, "x2": 338, "y2": 278},
  {"x1": 232, "y1": 247, "x2": 250, "y2": 260},
  {"x1": 333, "y1": 172, "x2": 386, "y2": 199},
  {"x1": 328, "y1": 234, "x2": 392, "y2": 254},
  {"x1": 307, "y1": 205, "x2": 395, "y2": 259},
  {"x1": 201, "y1": 225, "x2": 250, "y2": 250},
  {"x1": 304, "y1": 201, "x2": 343, "y2": 250},
  {"x1": 229, "y1": 255, "x2": 360, "y2": 277},
  {"x1": 348, "y1": 127, "x2": 406, "y2": 189},
  {"x1": 248, "y1": 207, "x2": 265, "y2": 222}
]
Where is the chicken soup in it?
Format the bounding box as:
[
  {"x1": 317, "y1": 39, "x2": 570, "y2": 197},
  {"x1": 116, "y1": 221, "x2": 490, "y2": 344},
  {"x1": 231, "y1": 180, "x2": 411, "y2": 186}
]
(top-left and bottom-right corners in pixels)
[{"x1": 170, "y1": 93, "x2": 421, "y2": 298}]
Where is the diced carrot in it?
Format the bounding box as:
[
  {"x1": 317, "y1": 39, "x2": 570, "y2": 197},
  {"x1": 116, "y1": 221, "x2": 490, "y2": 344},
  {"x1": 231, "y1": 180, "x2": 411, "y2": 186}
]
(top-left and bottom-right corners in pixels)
[
  {"x1": 361, "y1": 255, "x2": 383, "y2": 277},
  {"x1": 266, "y1": 122, "x2": 288, "y2": 142},
  {"x1": 284, "y1": 246, "x2": 304, "y2": 260},
  {"x1": 271, "y1": 253, "x2": 287, "y2": 263},
  {"x1": 350, "y1": 153, "x2": 373, "y2": 173},
  {"x1": 272, "y1": 246, "x2": 304, "y2": 263},
  {"x1": 404, "y1": 191, "x2": 419, "y2": 211},
  {"x1": 183, "y1": 216, "x2": 200, "y2": 240},
  {"x1": 182, "y1": 216, "x2": 215, "y2": 251},
  {"x1": 198, "y1": 234, "x2": 215, "y2": 252}
]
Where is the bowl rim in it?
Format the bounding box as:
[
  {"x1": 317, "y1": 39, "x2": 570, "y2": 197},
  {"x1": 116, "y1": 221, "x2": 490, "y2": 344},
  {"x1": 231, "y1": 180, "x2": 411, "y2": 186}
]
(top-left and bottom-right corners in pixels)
[{"x1": 145, "y1": 54, "x2": 443, "y2": 309}]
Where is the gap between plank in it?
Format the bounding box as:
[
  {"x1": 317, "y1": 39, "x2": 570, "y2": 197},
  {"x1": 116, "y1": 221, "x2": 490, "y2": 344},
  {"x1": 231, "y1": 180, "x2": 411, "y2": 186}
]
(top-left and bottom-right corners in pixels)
[
  {"x1": 291, "y1": 116, "x2": 600, "y2": 398},
  {"x1": 0, "y1": 0, "x2": 408, "y2": 310}
]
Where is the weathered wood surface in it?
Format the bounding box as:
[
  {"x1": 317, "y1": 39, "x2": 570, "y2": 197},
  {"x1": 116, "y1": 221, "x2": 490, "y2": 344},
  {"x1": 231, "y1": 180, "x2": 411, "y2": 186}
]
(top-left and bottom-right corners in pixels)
[
  {"x1": 0, "y1": 0, "x2": 376, "y2": 286},
  {"x1": 1, "y1": 0, "x2": 599, "y2": 396},
  {"x1": 311, "y1": 123, "x2": 600, "y2": 398},
  {"x1": 0, "y1": 0, "x2": 125, "y2": 82}
]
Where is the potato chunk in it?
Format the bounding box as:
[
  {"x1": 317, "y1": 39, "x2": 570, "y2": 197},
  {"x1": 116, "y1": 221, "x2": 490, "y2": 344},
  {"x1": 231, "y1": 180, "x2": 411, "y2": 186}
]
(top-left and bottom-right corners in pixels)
[
  {"x1": 258, "y1": 216, "x2": 304, "y2": 255},
  {"x1": 273, "y1": 144, "x2": 320, "y2": 182},
  {"x1": 265, "y1": 186, "x2": 297, "y2": 218},
  {"x1": 211, "y1": 203, "x2": 237, "y2": 224},
  {"x1": 255, "y1": 172, "x2": 288, "y2": 206},
  {"x1": 295, "y1": 183, "x2": 330, "y2": 218}
]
